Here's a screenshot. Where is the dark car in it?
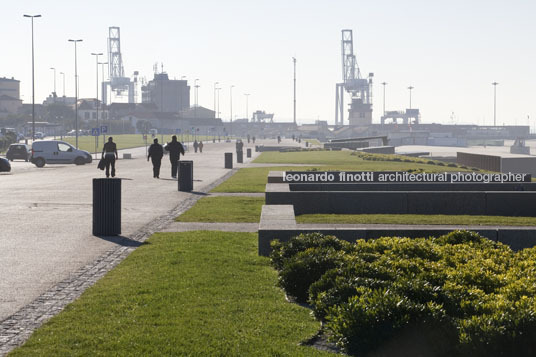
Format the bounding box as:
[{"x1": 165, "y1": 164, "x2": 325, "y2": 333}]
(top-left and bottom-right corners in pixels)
[
  {"x1": 6, "y1": 144, "x2": 31, "y2": 161},
  {"x1": 0, "y1": 157, "x2": 11, "y2": 172}
]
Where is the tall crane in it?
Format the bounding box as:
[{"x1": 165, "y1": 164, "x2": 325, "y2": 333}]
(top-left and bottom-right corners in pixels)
[
  {"x1": 102, "y1": 26, "x2": 135, "y2": 104},
  {"x1": 335, "y1": 29, "x2": 373, "y2": 126}
]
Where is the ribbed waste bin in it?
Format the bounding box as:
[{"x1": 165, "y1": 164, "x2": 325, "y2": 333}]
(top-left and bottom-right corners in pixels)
[
  {"x1": 178, "y1": 160, "x2": 193, "y2": 192},
  {"x1": 93, "y1": 178, "x2": 121, "y2": 236},
  {"x1": 225, "y1": 153, "x2": 233, "y2": 169},
  {"x1": 237, "y1": 151, "x2": 243, "y2": 163},
  {"x1": 247, "y1": 148, "x2": 252, "y2": 158}
]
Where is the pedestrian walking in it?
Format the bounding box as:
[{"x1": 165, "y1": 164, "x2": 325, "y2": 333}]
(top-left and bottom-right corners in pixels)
[
  {"x1": 198, "y1": 141, "x2": 204, "y2": 153},
  {"x1": 236, "y1": 139, "x2": 244, "y2": 154},
  {"x1": 165, "y1": 135, "x2": 185, "y2": 178},
  {"x1": 101, "y1": 136, "x2": 118, "y2": 178},
  {"x1": 193, "y1": 140, "x2": 199, "y2": 153},
  {"x1": 147, "y1": 138, "x2": 164, "y2": 178}
]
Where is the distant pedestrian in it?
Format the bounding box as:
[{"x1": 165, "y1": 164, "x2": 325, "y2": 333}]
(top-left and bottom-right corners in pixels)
[
  {"x1": 236, "y1": 139, "x2": 244, "y2": 154},
  {"x1": 102, "y1": 136, "x2": 118, "y2": 178},
  {"x1": 247, "y1": 134, "x2": 251, "y2": 143},
  {"x1": 198, "y1": 141, "x2": 204, "y2": 153},
  {"x1": 193, "y1": 140, "x2": 199, "y2": 153},
  {"x1": 252, "y1": 136, "x2": 256, "y2": 143},
  {"x1": 165, "y1": 135, "x2": 185, "y2": 178},
  {"x1": 147, "y1": 138, "x2": 164, "y2": 178},
  {"x1": 277, "y1": 135, "x2": 281, "y2": 143}
]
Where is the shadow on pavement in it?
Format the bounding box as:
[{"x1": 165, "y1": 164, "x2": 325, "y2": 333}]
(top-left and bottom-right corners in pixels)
[{"x1": 94, "y1": 235, "x2": 148, "y2": 247}]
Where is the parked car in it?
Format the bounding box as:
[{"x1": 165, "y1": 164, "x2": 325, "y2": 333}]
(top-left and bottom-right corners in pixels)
[
  {"x1": 6, "y1": 143, "x2": 31, "y2": 161},
  {"x1": 0, "y1": 157, "x2": 11, "y2": 172},
  {"x1": 34, "y1": 132, "x2": 45, "y2": 139},
  {"x1": 31, "y1": 140, "x2": 92, "y2": 168}
]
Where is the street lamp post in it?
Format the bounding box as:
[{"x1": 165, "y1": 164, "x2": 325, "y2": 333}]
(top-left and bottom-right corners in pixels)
[
  {"x1": 24, "y1": 14, "x2": 41, "y2": 142},
  {"x1": 230, "y1": 85, "x2": 234, "y2": 135},
  {"x1": 69, "y1": 39, "x2": 83, "y2": 148},
  {"x1": 59, "y1": 71, "x2": 65, "y2": 98},
  {"x1": 381, "y1": 82, "x2": 387, "y2": 116},
  {"x1": 98, "y1": 61, "x2": 108, "y2": 138},
  {"x1": 408, "y1": 86, "x2": 414, "y2": 109},
  {"x1": 213, "y1": 82, "x2": 219, "y2": 115},
  {"x1": 91, "y1": 53, "x2": 103, "y2": 156},
  {"x1": 492, "y1": 82, "x2": 499, "y2": 126},
  {"x1": 244, "y1": 93, "x2": 250, "y2": 121},
  {"x1": 194, "y1": 78, "x2": 199, "y2": 119},
  {"x1": 293, "y1": 57, "x2": 296, "y2": 125},
  {"x1": 50, "y1": 67, "x2": 56, "y2": 95},
  {"x1": 216, "y1": 87, "x2": 221, "y2": 119}
]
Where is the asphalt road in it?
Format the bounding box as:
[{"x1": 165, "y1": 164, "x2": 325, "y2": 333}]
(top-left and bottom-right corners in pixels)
[{"x1": 0, "y1": 139, "x2": 266, "y2": 321}]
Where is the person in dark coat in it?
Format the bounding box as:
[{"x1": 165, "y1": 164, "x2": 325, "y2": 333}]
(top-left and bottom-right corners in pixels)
[
  {"x1": 147, "y1": 138, "x2": 164, "y2": 178},
  {"x1": 193, "y1": 140, "x2": 199, "y2": 153},
  {"x1": 101, "y1": 136, "x2": 118, "y2": 178},
  {"x1": 198, "y1": 141, "x2": 204, "y2": 153},
  {"x1": 165, "y1": 135, "x2": 185, "y2": 178}
]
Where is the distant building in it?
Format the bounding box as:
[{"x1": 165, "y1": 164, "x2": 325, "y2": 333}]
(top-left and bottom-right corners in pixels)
[
  {"x1": 0, "y1": 77, "x2": 22, "y2": 117},
  {"x1": 43, "y1": 93, "x2": 76, "y2": 106},
  {"x1": 77, "y1": 99, "x2": 109, "y2": 121},
  {"x1": 142, "y1": 73, "x2": 190, "y2": 113}
]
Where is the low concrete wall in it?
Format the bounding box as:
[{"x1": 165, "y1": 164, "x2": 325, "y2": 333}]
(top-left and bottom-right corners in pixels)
[
  {"x1": 355, "y1": 146, "x2": 395, "y2": 154},
  {"x1": 265, "y1": 184, "x2": 536, "y2": 216},
  {"x1": 257, "y1": 204, "x2": 536, "y2": 256},
  {"x1": 289, "y1": 182, "x2": 536, "y2": 191}
]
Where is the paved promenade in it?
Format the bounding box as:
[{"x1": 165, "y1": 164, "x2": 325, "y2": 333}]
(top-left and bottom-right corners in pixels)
[{"x1": 0, "y1": 138, "x2": 294, "y2": 355}]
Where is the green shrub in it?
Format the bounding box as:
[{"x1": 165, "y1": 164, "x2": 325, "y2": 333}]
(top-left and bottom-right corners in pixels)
[
  {"x1": 270, "y1": 233, "x2": 351, "y2": 271},
  {"x1": 277, "y1": 247, "x2": 347, "y2": 303},
  {"x1": 301, "y1": 232, "x2": 536, "y2": 356},
  {"x1": 327, "y1": 288, "x2": 456, "y2": 356}
]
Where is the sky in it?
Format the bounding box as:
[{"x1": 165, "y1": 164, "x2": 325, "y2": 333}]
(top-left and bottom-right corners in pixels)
[{"x1": 2, "y1": 0, "x2": 536, "y2": 128}]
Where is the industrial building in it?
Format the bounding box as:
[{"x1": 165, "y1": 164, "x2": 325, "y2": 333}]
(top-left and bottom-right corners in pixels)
[
  {"x1": 141, "y1": 73, "x2": 190, "y2": 113},
  {"x1": 0, "y1": 77, "x2": 22, "y2": 117}
]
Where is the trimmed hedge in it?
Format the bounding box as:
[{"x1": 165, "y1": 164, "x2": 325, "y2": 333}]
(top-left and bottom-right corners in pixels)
[{"x1": 271, "y1": 231, "x2": 536, "y2": 356}]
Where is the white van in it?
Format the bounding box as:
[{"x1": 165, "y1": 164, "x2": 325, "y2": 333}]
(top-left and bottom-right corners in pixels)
[{"x1": 31, "y1": 140, "x2": 92, "y2": 167}]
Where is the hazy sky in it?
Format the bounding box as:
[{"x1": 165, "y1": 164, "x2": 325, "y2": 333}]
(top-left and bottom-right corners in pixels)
[{"x1": 3, "y1": 0, "x2": 536, "y2": 127}]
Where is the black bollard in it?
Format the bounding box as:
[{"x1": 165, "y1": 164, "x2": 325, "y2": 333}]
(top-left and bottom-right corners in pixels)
[
  {"x1": 247, "y1": 148, "x2": 252, "y2": 158},
  {"x1": 225, "y1": 152, "x2": 233, "y2": 169},
  {"x1": 178, "y1": 160, "x2": 193, "y2": 192},
  {"x1": 93, "y1": 178, "x2": 121, "y2": 236}
]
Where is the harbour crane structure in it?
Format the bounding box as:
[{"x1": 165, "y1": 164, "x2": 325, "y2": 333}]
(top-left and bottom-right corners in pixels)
[
  {"x1": 102, "y1": 26, "x2": 136, "y2": 104},
  {"x1": 334, "y1": 29, "x2": 373, "y2": 126}
]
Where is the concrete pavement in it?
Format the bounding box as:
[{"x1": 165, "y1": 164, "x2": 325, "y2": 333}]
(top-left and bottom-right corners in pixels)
[{"x1": 0, "y1": 138, "x2": 271, "y2": 321}]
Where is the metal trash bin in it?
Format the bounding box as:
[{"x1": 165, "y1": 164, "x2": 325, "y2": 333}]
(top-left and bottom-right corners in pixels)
[
  {"x1": 237, "y1": 151, "x2": 243, "y2": 163},
  {"x1": 178, "y1": 160, "x2": 193, "y2": 192},
  {"x1": 247, "y1": 148, "x2": 252, "y2": 158},
  {"x1": 225, "y1": 153, "x2": 233, "y2": 169},
  {"x1": 93, "y1": 178, "x2": 121, "y2": 236}
]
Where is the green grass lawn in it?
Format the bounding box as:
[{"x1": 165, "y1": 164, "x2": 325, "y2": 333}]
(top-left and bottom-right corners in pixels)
[
  {"x1": 11, "y1": 231, "x2": 332, "y2": 357},
  {"x1": 211, "y1": 166, "x2": 320, "y2": 193},
  {"x1": 62, "y1": 134, "x2": 215, "y2": 153},
  {"x1": 215, "y1": 151, "x2": 470, "y2": 194},
  {"x1": 176, "y1": 196, "x2": 264, "y2": 222},
  {"x1": 173, "y1": 195, "x2": 536, "y2": 227},
  {"x1": 297, "y1": 213, "x2": 536, "y2": 226}
]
